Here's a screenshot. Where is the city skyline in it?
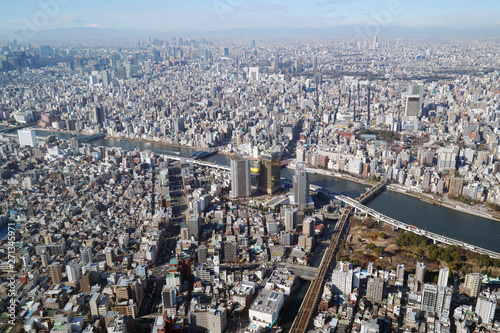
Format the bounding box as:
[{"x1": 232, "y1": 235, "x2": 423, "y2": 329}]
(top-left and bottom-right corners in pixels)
[{"x1": 1, "y1": 0, "x2": 500, "y2": 37}]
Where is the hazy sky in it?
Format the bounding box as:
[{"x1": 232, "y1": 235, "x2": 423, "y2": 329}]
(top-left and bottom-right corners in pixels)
[{"x1": 1, "y1": 0, "x2": 499, "y2": 34}]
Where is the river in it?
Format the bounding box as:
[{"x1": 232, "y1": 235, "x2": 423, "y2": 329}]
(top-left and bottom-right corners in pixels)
[{"x1": 35, "y1": 130, "x2": 500, "y2": 252}]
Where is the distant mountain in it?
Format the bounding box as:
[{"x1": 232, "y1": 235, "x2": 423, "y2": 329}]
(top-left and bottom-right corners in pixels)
[{"x1": 1, "y1": 25, "x2": 500, "y2": 42}]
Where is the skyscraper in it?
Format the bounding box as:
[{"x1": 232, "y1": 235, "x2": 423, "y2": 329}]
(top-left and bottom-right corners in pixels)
[
  {"x1": 284, "y1": 208, "x2": 298, "y2": 232},
  {"x1": 293, "y1": 163, "x2": 310, "y2": 209},
  {"x1": 224, "y1": 241, "x2": 237, "y2": 263},
  {"x1": 405, "y1": 95, "x2": 420, "y2": 117},
  {"x1": 421, "y1": 284, "x2": 438, "y2": 312},
  {"x1": 49, "y1": 262, "x2": 63, "y2": 284},
  {"x1": 415, "y1": 262, "x2": 426, "y2": 285},
  {"x1": 93, "y1": 106, "x2": 104, "y2": 126},
  {"x1": 464, "y1": 273, "x2": 482, "y2": 298},
  {"x1": 475, "y1": 293, "x2": 497, "y2": 325},
  {"x1": 259, "y1": 151, "x2": 281, "y2": 194},
  {"x1": 82, "y1": 246, "x2": 93, "y2": 265},
  {"x1": 66, "y1": 260, "x2": 82, "y2": 282},
  {"x1": 396, "y1": 264, "x2": 405, "y2": 286},
  {"x1": 18, "y1": 129, "x2": 37, "y2": 147},
  {"x1": 366, "y1": 277, "x2": 384, "y2": 302},
  {"x1": 436, "y1": 286, "x2": 452, "y2": 315},
  {"x1": 249, "y1": 67, "x2": 259, "y2": 81},
  {"x1": 198, "y1": 245, "x2": 207, "y2": 264},
  {"x1": 231, "y1": 156, "x2": 251, "y2": 199},
  {"x1": 437, "y1": 267, "x2": 449, "y2": 287},
  {"x1": 105, "y1": 247, "x2": 115, "y2": 268}
]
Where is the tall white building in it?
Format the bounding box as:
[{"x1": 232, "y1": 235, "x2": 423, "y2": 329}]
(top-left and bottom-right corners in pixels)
[
  {"x1": 464, "y1": 273, "x2": 482, "y2": 298},
  {"x1": 436, "y1": 286, "x2": 453, "y2": 315},
  {"x1": 231, "y1": 156, "x2": 251, "y2": 199},
  {"x1": 66, "y1": 260, "x2": 82, "y2": 282},
  {"x1": 18, "y1": 129, "x2": 37, "y2": 147},
  {"x1": 437, "y1": 267, "x2": 449, "y2": 287},
  {"x1": 421, "y1": 284, "x2": 438, "y2": 312},
  {"x1": 475, "y1": 293, "x2": 497, "y2": 325},
  {"x1": 331, "y1": 270, "x2": 353, "y2": 295},
  {"x1": 415, "y1": 262, "x2": 426, "y2": 284},
  {"x1": 249, "y1": 67, "x2": 259, "y2": 81}
]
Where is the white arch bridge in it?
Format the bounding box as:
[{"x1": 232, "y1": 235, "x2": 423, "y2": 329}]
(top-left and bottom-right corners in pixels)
[{"x1": 335, "y1": 194, "x2": 500, "y2": 260}]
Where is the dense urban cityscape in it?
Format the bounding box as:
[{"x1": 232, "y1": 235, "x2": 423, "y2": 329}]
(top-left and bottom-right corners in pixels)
[{"x1": 1, "y1": 5, "x2": 500, "y2": 333}]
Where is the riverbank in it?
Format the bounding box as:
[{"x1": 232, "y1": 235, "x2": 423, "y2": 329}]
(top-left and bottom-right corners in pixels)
[
  {"x1": 386, "y1": 184, "x2": 500, "y2": 223},
  {"x1": 293, "y1": 163, "x2": 500, "y2": 224}
]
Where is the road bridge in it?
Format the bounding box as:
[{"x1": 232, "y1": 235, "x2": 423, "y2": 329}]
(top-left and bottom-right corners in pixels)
[{"x1": 336, "y1": 194, "x2": 500, "y2": 260}]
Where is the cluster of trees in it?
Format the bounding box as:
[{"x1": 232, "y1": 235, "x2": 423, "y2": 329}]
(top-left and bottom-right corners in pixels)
[
  {"x1": 427, "y1": 244, "x2": 462, "y2": 262},
  {"x1": 359, "y1": 130, "x2": 400, "y2": 143},
  {"x1": 395, "y1": 232, "x2": 430, "y2": 248},
  {"x1": 366, "y1": 243, "x2": 384, "y2": 256}
]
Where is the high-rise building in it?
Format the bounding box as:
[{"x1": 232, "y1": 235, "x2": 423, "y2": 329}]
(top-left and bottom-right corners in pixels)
[
  {"x1": 93, "y1": 106, "x2": 104, "y2": 126},
  {"x1": 405, "y1": 95, "x2": 421, "y2": 117},
  {"x1": 302, "y1": 217, "x2": 315, "y2": 237},
  {"x1": 231, "y1": 156, "x2": 251, "y2": 199},
  {"x1": 162, "y1": 285, "x2": 177, "y2": 307},
  {"x1": 224, "y1": 241, "x2": 237, "y2": 263},
  {"x1": 249, "y1": 67, "x2": 259, "y2": 81},
  {"x1": 18, "y1": 129, "x2": 37, "y2": 147},
  {"x1": 41, "y1": 250, "x2": 49, "y2": 268},
  {"x1": 293, "y1": 163, "x2": 310, "y2": 209},
  {"x1": 421, "y1": 284, "x2": 438, "y2": 312},
  {"x1": 331, "y1": 270, "x2": 353, "y2": 295},
  {"x1": 198, "y1": 245, "x2": 207, "y2": 264},
  {"x1": 105, "y1": 247, "x2": 115, "y2": 268},
  {"x1": 82, "y1": 246, "x2": 93, "y2": 265},
  {"x1": 313, "y1": 56, "x2": 318, "y2": 72},
  {"x1": 436, "y1": 286, "x2": 452, "y2": 315},
  {"x1": 464, "y1": 273, "x2": 482, "y2": 298},
  {"x1": 189, "y1": 305, "x2": 227, "y2": 333},
  {"x1": 437, "y1": 267, "x2": 449, "y2": 287},
  {"x1": 475, "y1": 293, "x2": 497, "y2": 325},
  {"x1": 66, "y1": 260, "x2": 82, "y2": 282},
  {"x1": 49, "y1": 262, "x2": 63, "y2": 284},
  {"x1": 259, "y1": 151, "x2": 281, "y2": 194},
  {"x1": 90, "y1": 293, "x2": 101, "y2": 317},
  {"x1": 415, "y1": 262, "x2": 426, "y2": 285},
  {"x1": 284, "y1": 208, "x2": 298, "y2": 232},
  {"x1": 366, "y1": 277, "x2": 384, "y2": 302},
  {"x1": 396, "y1": 264, "x2": 405, "y2": 285}
]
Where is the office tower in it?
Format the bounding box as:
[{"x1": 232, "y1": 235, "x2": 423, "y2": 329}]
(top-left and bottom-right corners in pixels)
[
  {"x1": 373, "y1": 35, "x2": 378, "y2": 49},
  {"x1": 272, "y1": 57, "x2": 279, "y2": 73},
  {"x1": 82, "y1": 246, "x2": 93, "y2": 265},
  {"x1": 313, "y1": 56, "x2": 318, "y2": 72},
  {"x1": 436, "y1": 286, "x2": 452, "y2": 315},
  {"x1": 302, "y1": 217, "x2": 315, "y2": 237},
  {"x1": 331, "y1": 270, "x2": 353, "y2": 295},
  {"x1": 249, "y1": 67, "x2": 259, "y2": 81},
  {"x1": 93, "y1": 106, "x2": 104, "y2": 126},
  {"x1": 90, "y1": 293, "x2": 100, "y2": 317},
  {"x1": 198, "y1": 245, "x2": 207, "y2": 264},
  {"x1": 162, "y1": 285, "x2": 177, "y2": 307},
  {"x1": 405, "y1": 95, "x2": 420, "y2": 117},
  {"x1": 250, "y1": 40, "x2": 255, "y2": 48},
  {"x1": 224, "y1": 241, "x2": 237, "y2": 263},
  {"x1": 188, "y1": 214, "x2": 201, "y2": 240},
  {"x1": 284, "y1": 208, "x2": 298, "y2": 232},
  {"x1": 173, "y1": 117, "x2": 185, "y2": 132},
  {"x1": 259, "y1": 151, "x2": 281, "y2": 194},
  {"x1": 101, "y1": 70, "x2": 109, "y2": 87},
  {"x1": 415, "y1": 262, "x2": 426, "y2": 284},
  {"x1": 366, "y1": 277, "x2": 384, "y2": 302},
  {"x1": 475, "y1": 293, "x2": 497, "y2": 325},
  {"x1": 367, "y1": 262, "x2": 374, "y2": 276},
  {"x1": 396, "y1": 264, "x2": 405, "y2": 285},
  {"x1": 230, "y1": 156, "x2": 251, "y2": 199},
  {"x1": 18, "y1": 129, "x2": 37, "y2": 147},
  {"x1": 437, "y1": 267, "x2": 449, "y2": 287},
  {"x1": 464, "y1": 273, "x2": 482, "y2": 298},
  {"x1": 66, "y1": 260, "x2": 82, "y2": 282},
  {"x1": 293, "y1": 163, "x2": 310, "y2": 209},
  {"x1": 49, "y1": 262, "x2": 63, "y2": 284},
  {"x1": 105, "y1": 247, "x2": 115, "y2": 268},
  {"x1": 41, "y1": 250, "x2": 49, "y2": 268},
  {"x1": 421, "y1": 284, "x2": 438, "y2": 312},
  {"x1": 223, "y1": 47, "x2": 229, "y2": 56},
  {"x1": 437, "y1": 146, "x2": 459, "y2": 172},
  {"x1": 367, "y1": 86, "x2": 371, "y2": 124}
]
